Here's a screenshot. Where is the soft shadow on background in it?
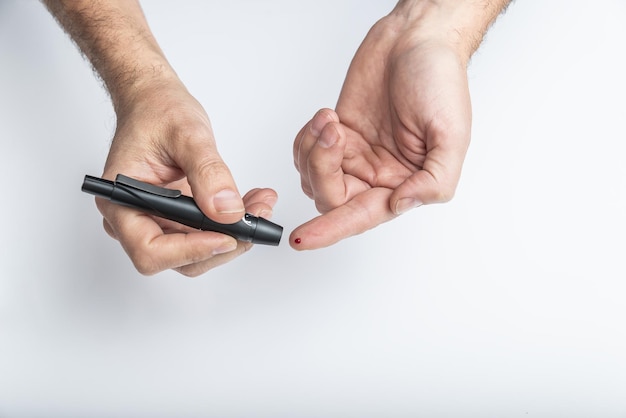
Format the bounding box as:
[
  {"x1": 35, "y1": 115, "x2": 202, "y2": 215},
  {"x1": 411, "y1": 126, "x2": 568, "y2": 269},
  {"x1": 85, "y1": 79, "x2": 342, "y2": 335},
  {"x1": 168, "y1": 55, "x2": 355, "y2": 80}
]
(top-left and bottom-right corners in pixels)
[{"x1": 1, "y1": 1, "x2": 625, "y2": 417}]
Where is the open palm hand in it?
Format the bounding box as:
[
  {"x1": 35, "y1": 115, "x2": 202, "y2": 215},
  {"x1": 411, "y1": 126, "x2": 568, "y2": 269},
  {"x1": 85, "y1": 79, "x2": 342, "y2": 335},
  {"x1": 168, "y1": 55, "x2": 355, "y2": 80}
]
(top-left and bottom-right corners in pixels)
[{"x1": 292, "y1": 16, "x2": 472, "y2": 249}]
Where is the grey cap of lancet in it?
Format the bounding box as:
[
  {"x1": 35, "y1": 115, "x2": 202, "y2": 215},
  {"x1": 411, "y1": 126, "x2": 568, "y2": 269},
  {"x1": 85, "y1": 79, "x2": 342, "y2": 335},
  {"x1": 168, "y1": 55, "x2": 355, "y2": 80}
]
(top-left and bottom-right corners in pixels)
[{"x1": 252, "y1": 217, "x2": 283, "y2": 246}]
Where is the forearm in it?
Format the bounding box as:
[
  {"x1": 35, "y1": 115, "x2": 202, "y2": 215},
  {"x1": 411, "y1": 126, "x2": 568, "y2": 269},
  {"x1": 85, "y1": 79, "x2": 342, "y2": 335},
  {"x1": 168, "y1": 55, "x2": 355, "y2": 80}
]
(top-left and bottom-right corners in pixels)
[
  {"x1": 388, "y1": 0, "x2": 512, "y2": 62},
  {"x1": 42, "y1": 0, "x2": 179, "y2": 113}
]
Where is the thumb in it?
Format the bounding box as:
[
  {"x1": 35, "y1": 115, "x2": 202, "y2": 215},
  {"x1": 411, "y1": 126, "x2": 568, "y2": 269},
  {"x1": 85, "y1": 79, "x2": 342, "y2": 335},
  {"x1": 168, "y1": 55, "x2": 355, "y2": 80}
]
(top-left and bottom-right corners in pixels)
[
  {"x1": 173, "y1": 130, "x2": 245, "y2": 224},
  {"x1": 390, "y1": 143, "x2": 466, "y2": 215}
]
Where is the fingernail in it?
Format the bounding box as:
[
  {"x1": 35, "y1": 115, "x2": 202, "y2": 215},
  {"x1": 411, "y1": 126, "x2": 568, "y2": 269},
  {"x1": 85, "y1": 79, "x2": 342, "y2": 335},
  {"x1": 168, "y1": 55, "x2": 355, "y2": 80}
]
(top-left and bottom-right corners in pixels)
[
  {"x1": 317, "y1": 125, "x2": 337, "y2": 148},
  {"x1": 213, "y1": 241, "x2": 237, "y2": 256},
  {"x1": 213, "y1": 189, "x2": 245, "y2": 214},
  {"x1": 395, "y1": 198, "x2": 422, "y2": 215},
  {"x1": 310, "y1": 112, "x2": 328, "y2": 137}
]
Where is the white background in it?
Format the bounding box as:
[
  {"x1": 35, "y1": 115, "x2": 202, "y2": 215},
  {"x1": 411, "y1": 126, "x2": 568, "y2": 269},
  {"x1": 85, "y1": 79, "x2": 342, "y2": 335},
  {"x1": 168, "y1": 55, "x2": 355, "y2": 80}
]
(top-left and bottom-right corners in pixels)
[{"x1": 1, "y1": 1, "x2": 625, "y2": 417}]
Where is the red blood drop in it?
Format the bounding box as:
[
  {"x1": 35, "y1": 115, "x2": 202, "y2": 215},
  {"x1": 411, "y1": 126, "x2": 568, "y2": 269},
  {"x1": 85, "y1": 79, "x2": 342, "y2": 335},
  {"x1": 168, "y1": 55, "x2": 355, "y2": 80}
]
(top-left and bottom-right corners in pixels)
[{"x1": 294, "y1": 238, "x2": 302, "y2": 244}]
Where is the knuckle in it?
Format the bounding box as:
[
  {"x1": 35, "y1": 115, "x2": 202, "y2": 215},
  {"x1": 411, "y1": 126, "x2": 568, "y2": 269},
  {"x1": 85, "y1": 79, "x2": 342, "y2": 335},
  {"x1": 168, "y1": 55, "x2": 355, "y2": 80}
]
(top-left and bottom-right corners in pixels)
[
  {"x1": 293, "y1": 125, "x2": 307, "y2": 159},
  {"x1": 314, "y1": 200, "x2": 332, "y2": 214},
  {"x1": 434, "y1": 184, "x2": 456, "y2": 203},
  {"x1": 414, "y1": 168, "x2": 458, "y2": 204},
  {"x1": 176, "y1": 265, "x2": 204, "y2": 278},
  {"x1": 301, "y1": 180, "x2": 314, "y2": 200},
  {"x1": 195, "y1": 157, "x2": 231, "y2": 180},
  {"x1": 132, "y1": 254, "x2": 160, "y2": 276},
  {"x1": 170, "y1": 118, "x2": 212, "y2": 145},
  {"x1": 102, "y1": 219, "x2": 118, "y2": 240},
  {"x1": 307, "y1": 154, "x2": 326, "y2": 174},
  {"x1": 127, "y1": 245, "x2": 162, "y2": 276}
]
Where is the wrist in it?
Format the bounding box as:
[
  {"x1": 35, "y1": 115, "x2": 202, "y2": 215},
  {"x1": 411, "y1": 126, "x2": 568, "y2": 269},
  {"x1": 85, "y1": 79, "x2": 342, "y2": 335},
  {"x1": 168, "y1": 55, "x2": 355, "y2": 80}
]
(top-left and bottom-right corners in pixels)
[
  {"x1": 386, "y1": 0, "x2": 509, "y2": 63},
  {"x1": 44, "y1": 0, "x2": 183, "y2": 115},
  {"x1": 106, "y1": 55, "x2": 182, "y2": 116}
]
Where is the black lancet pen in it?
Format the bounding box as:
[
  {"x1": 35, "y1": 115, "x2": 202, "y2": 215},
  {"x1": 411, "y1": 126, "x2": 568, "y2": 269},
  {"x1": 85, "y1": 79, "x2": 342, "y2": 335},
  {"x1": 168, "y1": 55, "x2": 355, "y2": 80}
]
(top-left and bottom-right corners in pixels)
[{"x1": 81, "y1": 174, "x2": 282, "y2": 246}]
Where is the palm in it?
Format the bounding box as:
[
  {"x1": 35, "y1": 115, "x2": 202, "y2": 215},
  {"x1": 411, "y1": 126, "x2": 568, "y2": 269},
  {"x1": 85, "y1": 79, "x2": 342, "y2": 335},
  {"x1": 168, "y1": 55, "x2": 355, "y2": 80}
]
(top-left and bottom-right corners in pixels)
[
  {"x1": 336, "y1": 32, "x2": 471, "y2": 194},
  {"x1": 291, "y1": 22, "x2": 472, "y2": 249}
]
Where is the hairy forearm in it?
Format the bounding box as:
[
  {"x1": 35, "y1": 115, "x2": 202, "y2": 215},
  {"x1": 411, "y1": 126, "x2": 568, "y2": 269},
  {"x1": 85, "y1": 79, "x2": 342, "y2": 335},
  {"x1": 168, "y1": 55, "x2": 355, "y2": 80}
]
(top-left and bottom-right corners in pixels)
[
  {"x1": 389, "y1": 0, "x2": 512, "y2": 62},
  {"x1": 42, "y1": 0, "x2": 178, "y2": 112}
]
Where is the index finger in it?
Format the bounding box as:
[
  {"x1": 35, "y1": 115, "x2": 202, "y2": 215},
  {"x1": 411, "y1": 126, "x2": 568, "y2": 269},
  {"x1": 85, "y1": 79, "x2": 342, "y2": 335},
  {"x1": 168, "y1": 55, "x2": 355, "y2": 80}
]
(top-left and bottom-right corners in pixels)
[{"x1": 289, "y1": 187, "x2": 397, "y2": 250}]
